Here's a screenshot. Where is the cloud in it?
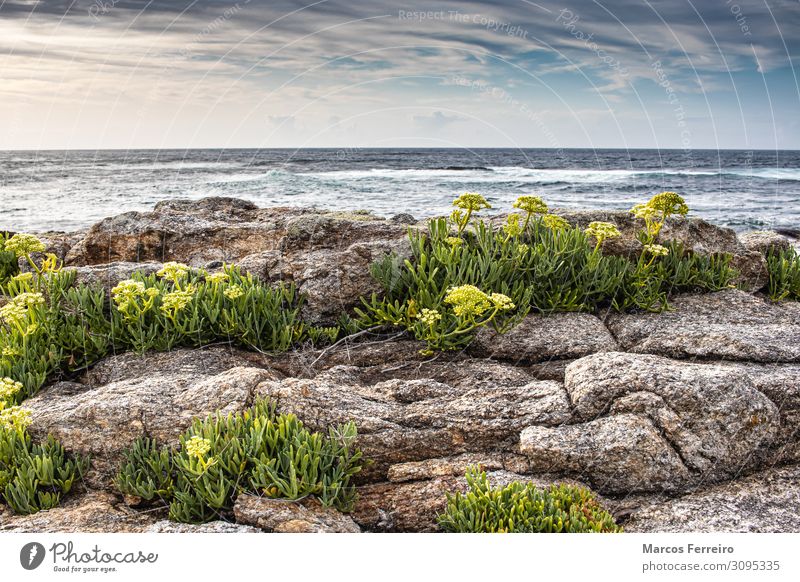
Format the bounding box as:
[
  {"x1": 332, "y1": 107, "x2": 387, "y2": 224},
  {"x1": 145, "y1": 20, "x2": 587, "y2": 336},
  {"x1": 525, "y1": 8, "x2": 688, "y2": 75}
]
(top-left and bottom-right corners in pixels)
[{"x1": 0, "y1": 0, "x2": 798, "y2": 148}]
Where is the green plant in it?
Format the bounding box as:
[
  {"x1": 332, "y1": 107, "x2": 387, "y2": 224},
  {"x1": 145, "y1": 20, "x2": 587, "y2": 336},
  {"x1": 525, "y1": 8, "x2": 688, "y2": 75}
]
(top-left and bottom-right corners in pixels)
[
  {"x1": 0, "y1": 405, "x2": 88, "y2": 515},
  {"x1": 358, "y1": 192, "x2": 736, "y2": 352},
  {"x1": 438, "y1": 467, "x2": 622, "y2": 533},
  {"x1": 766, "y1": 247, "x2": 800, "y2": 301},
  {"x1": 0, "y1": 233, "x2": 20, "y2": 285},
  {"x1": 115, "y1": 399, "x2": 363, "y2": 524}
]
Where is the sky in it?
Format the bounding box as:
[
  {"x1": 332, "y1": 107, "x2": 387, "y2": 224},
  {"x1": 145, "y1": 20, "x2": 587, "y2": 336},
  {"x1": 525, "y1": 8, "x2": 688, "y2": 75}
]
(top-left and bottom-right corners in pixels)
[{"x1": 0, "y1": 0, "x2": 798, "y2": 150}]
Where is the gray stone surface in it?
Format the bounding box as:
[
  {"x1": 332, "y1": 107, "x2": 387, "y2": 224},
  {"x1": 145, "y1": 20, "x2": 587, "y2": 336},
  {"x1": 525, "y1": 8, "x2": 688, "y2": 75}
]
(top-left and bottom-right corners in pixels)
[
  {"x1": 605, "y1": 290, "x2": 800, "y2": 362},
  {"x1": 233, "y1": 495, "x2": 360, "y2": 533},
  {"x1": 470, "y1": 312, "x2": 618, "y2": 363},
  {"x1": 625, "y1": 464, "x2": 800, "y2": 532}
]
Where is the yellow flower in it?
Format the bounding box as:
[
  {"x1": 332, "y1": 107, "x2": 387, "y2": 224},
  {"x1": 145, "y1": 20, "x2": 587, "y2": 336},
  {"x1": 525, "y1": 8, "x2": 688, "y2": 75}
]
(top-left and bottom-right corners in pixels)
[
  {"x1": 4, "y1": 233, "x2": 45, "y2": 256},
  {"x1": 541, "y1": 215, "x2": 570, "y2": 231},
  {"x1": 157, "y1": 261, "x2": 190, "y2": 283},
  {"x1": 643, "y1": 243, "x2": 669, "y2": 257},
  {"x1": 444, "y1": 285, "x2": 492, "y2": 317},
  {"x1": 584, "y1": 221, "x2": 621, "y2": 245},
  {"x1": 0, "y1": 293, "x2": 44, "y2": 325},
  {"x1": 630, "y1": 203, "x2": 657, "y2": 221},
  {"x1": 445, "y1": 236, "x2": 464, "y2": 247},
  {"x1": 0, "y1": 405, "x2": 32, "y2": 431},
  {"x1": 206, "y1": 272, "x2": 229, "y2": 285},
  {"x1": 185, "y1": 435, "x2": 211, "y2": 459},
  {"x1": 417, "y1": 308, "x2": 442, "y2": 326},
  {"x1": 223, "y1": 285, "x2": 245, "y2": 300},
  {"x1": 489, "y1": 293, "x2": 515, "y2": 310},
  {"x1": 10, "y1": 272, "x2": 33, "y2": 284},
  {"x1": 647, "y1": 191, "x2": 689, "y2": 216},
  {"x1": 160, "y1": 287, "x2": 196, "y2": 315},
  {"x1": 453, "y1": 193, "x2": 491, "y2": 212},
  {"x1": 503, "y1": 214, "x2": 523, "y2": 238},
  {"x1": 0, "y1": 377, "x2": 23, "y2": 401},
  {"x1": 513, "y1": 195, "x2": 548, "y2": 215}
]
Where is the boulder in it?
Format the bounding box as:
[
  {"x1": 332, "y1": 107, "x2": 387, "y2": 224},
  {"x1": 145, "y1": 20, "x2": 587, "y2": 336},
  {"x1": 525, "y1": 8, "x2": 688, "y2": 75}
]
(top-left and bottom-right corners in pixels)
[
  {"x1": 625, "y1": 464, "x2": 800, "y2": 532},
  {"x1": 605, "y1": 290, "x2": 800, "y2": 362},
  {"x1": 519, "y1": 352, "x2": 780, "y2": 494},
  {"x1": 233, "y1": 495, "x2": 360, "y2": 533},
  {"x1": 70, "y1": 261, "x2": 162, "y2": 290},
  {"x1": 24, "y1": 348, "x2": 277, "y2": 486},
  {"x1": 0, "y1": 492, "x2": 153, "y2": 533},
  {"x1": 739, "y1": 230, "x2": 792, "y2": 255},
  {"x1": 470, "y1": 312, "x2": 618, "y2": 363},
  {"x1": 254, "y1": 363, "x2": 572, "y2": 480}
]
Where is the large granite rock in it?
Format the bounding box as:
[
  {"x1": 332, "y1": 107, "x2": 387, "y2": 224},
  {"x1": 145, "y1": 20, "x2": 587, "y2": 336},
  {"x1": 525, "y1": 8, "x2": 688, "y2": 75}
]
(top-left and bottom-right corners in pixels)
[
  {"x1": 606, "y1": 290, "x2": 800, "y2": 362},
  {"x1": 625, "y1": 464, "x2": 800, "y2": 532},
  {"x1": 739, "y1": 230, "x2": 792, "y2": 255},
  {"x1": 23, "y1": 348, "x2": 276, "y2": 486},
  {"x1": 234, "y1": 495, "x2": 360, "y2": 533},
  {"x1": 519, "y1": 352, "x2": 780, "y2": 494},
  {"x1": 254, "y1": 363, "x2": 572, "y2": 480},
  {"x1": 470, "y1": 312, "x2": 618, "y2": 363}
]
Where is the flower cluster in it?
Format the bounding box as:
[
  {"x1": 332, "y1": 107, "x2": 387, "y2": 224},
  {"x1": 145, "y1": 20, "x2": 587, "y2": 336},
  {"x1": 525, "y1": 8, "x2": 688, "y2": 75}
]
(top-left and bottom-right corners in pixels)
[
  {"x1": 112, "y1": 279, "x2": 159, "y2": 312},
  {"x1": 417, "y1": 308, "x2": 442, "y2": 326},
  {"x1": 160, "y1": 287, "x2": 196, "y2": 317},
  {"x1": 445, "y1": 236, "x2": 464, "y2": 248},
  {"x1": 223, "y1": 285, "x2": 245, "y2": 300},
  {"x1": 444, "y1": 285, "x2": 514, "y2": 318},
  {"x1": 584, "y1": 221, "x2": 621, "y2": 246},
  {"x1": 0, "y1": 377, "x2": 23, "y2": 402},
  {"x1": 513, "y1": 195, "x2": 548, "y2": 216},
  {"x1": 0, "y1": 405, "x2": 32, "y2": 431},
  {"x1": 643, "y1": 243, "x2": 669, "y2": 257},
  {"x1": 205, "y1": 272, "x2": 229, "y2": 285},
  {"x1": 453, "y1": 193, "x2": 492, "y2": 212},
  {"x1": 503, "y1": 214, "x2": 523, "y2": 238},
  {"x1": 647, "y1": 191, "x2": 689, "y2": 216},
  {"x1": 157, "y1": 262, "x2": 190, "y2": 284},
  {"x1": 542, "y1": 214, "x2": 570, "y2": 231},
  {"x1": 3, "y1": 233, "x2": 46, "y2": 257},
  {"x1": 0, "y1": 292, "x2": 44, "y2": 327},
  {"x1": 185, "y1": 435, "x2": 211, "y2": 459}
]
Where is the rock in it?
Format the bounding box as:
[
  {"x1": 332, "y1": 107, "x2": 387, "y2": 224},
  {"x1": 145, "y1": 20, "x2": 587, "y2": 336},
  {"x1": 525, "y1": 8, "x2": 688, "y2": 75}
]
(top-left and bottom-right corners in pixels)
[
  {"x1": 64, "y1": 197, "x2": 411, "y2": 321},
  {"x1": 470, "y1": 312, "x2": 618, "y2": 363},
  {"x1": 386, "y1": 453, "x2": 532, "y2": 483},
  {"x1": 519, "y1": 352, "x2": 780, "y2": 494},
  {"x1": 254, "y1": 363, "x2": 572, "y2": 480},
  {"x1": 605, "y1": 289, "x2": 800, "y2": 362},
  {"x1": 625, "y1": 464, "x2": 800, "y2": 532},
  {"x1": 24, "y1": 348, "x2": 277, "y2": 486},
  {"x1": 233, "y1": 495, "x2": 360, "y2": 533},
  {"x1": 145, "y1": 520, "x2": 260, "y2": 533},
  {"x1": 739, "y1": 230, "x2": 792, "y2": 255},
  {"x1": 0, "y1": 492, "x2": 154, "y2": 533},
  {"x1": 70, "y1": 261, "x2": 162, "y2": 290}
]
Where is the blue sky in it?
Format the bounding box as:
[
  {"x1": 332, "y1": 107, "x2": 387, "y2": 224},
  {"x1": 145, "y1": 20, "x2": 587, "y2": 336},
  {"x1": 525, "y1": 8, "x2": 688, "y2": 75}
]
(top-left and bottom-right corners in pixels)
[{"x1": 1, "y1": 0, "x2": 798, "y2": 149}]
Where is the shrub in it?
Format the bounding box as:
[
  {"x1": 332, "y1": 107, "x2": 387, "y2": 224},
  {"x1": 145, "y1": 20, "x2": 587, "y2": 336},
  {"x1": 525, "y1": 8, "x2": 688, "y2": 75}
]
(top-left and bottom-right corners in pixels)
[
  {"x1": 766, "y1": 247, "x2": 800, "y2": 301},
  {"x1": 115, "y1": 399, "x2": 363, "y2": 524},
  {"x1": 438, "y1": 467, "x2": 622, "y2": 533},
  {"x1": 0, "y1": 405, "x2": 88, "y2": 515},
  {"x1": 0, "y1": 233, "x2": 20, "y2": 285},
  {"x1": 358, "y1": 192, "x2": 736, "y2": 351}
]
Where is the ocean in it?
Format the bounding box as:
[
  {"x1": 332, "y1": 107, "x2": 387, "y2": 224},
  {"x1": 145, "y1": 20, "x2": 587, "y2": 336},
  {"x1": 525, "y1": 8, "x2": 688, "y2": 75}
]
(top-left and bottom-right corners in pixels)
[{"x1": 1, "y1": 148, "x2": 798, "y2": 233}]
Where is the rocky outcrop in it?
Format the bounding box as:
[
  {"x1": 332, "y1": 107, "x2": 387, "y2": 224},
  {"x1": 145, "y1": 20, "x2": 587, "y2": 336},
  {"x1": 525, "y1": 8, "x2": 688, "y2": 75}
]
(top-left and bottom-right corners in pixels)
[
  {"x1": 739, "y1": 230, "x2": 792, "y2": 255},
  {"x1": 519, "y1": 352, "x2": 779, "y2": 494},
  {"x1": 625, "y1": 464, "x2": 800, "y2": 533},
  {"x1": 254, "y1": 364, "x2": 571, "y2": 481},
  {"x1": 470, "y1": 312, "x2": 618, "y2": 363},
  {"x1": 234, "y1": 495, "x2": 360, "y2": 533},
  {"x1": 605, "y1": 290, "x2": 800, "y2": 362}
]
